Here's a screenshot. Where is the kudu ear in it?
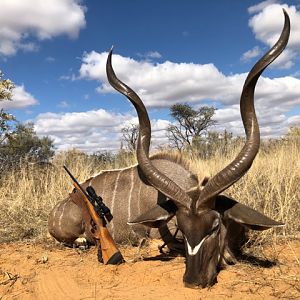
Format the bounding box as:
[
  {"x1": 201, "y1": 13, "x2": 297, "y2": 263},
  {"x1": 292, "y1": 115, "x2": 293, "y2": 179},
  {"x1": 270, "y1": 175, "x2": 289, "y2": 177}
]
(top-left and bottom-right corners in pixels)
[
  {"x1": 128, "y1": 203, "x2": 176, "y2": 228},
  {"x1": 215, "y1": 195, "x2": 284, "y2": 231}
]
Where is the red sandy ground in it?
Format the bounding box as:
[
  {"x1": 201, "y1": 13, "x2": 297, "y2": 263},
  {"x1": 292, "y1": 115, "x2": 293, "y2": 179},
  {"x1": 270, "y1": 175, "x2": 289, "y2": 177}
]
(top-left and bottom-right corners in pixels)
[{"x1": 0, "y1": 239, "x2": 299, "y2": 300}]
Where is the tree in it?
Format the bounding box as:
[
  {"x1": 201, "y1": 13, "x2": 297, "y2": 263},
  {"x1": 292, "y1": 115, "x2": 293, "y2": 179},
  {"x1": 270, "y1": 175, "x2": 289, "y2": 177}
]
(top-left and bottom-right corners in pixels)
[
  {"x1": 0, "y1": 110, "x2": 16, "y2": 144},
  {"x1": 0, "y1": 123, "x2": 55, "y2": 169},
  {"x1": 286, "y1": 126, "x2": 300, "y2": 139},
  {"x1": 0, "y1": 71, "x2": 14, "y2": 101},
  {"x1": 121, "y1": 123, "x2": 139, "y2": 152},
  {"x1": 167, "y1": 104, "x2": 216, "y2": 150},
  {"x1": 0, "y1": 71, "x2": 16, "y2": 144},
  {"x1": 197, "y1": 129, "x2": 234, "y2": 159},
  {"x1": 284, "y1": 126, "x2": 300, "y2": 147}
]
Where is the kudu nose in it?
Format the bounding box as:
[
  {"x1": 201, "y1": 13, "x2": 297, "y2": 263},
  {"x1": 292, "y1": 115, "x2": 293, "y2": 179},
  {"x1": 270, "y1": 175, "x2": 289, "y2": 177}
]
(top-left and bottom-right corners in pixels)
[
  {"x1": 183, "y1": 276, "x2": 208, "y2": 289},
  {"x1": 184, "y1": 282, "x2": 201, "y2": 289},
  {"x1": 184, "y1": 279, "x2": 216, "y2": 289},
  {"x1": 184, "y1": 271, "x2": 217, "y2": 289}
]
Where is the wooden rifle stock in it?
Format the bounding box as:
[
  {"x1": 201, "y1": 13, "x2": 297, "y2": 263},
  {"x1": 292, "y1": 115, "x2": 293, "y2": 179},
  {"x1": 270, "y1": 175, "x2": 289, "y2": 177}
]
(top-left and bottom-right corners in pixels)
[{"x1": 64, "y1": 166, "x2": 124, "y2": 265}]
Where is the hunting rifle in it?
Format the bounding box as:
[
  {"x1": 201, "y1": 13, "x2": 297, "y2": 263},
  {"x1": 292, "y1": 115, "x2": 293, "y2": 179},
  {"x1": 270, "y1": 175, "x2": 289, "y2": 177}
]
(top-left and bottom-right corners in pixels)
[{"x1": 63, "y1": 165, "x2": 124, "y2": 265}]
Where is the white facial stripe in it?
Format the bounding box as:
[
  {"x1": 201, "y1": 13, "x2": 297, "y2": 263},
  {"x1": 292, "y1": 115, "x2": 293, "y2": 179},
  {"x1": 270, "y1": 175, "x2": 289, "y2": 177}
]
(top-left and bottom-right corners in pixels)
[{"x1": 185, "y1": 236, "x2": 207, "y2": 256}]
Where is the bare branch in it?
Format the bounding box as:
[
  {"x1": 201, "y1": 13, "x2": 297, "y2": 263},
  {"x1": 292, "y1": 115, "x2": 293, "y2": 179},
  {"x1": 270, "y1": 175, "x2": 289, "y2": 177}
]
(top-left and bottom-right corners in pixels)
[{"x1": 121, "y1": 123, "x2": 139, "y2": 152}]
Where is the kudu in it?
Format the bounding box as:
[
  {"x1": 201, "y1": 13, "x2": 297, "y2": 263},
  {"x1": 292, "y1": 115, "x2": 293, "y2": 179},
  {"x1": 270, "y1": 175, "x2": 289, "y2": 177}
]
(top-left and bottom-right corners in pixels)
[{"x1": 48, "y1": 10, "x2": 290, "y2": 288}]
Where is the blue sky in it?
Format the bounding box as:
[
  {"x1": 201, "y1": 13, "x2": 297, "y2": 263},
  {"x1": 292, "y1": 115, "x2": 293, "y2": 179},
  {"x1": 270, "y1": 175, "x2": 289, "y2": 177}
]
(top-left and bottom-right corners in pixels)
[{"x1": 0, "y1": 0, "x2": 300, "y2": 152}]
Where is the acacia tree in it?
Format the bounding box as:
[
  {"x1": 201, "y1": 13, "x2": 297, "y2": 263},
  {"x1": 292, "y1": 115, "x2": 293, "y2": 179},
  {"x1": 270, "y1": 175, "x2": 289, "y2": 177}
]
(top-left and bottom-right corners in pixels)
[
  {"x1": 167, "y1": 103, "x2": 216, "y2": 150},
  {"x1": 121, "y1": 123, "x2": 139, "y2": 152}
]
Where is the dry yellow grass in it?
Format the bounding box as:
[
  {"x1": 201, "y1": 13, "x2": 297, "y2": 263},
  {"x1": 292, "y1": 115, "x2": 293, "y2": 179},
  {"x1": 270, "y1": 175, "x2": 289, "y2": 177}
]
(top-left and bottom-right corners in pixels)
[
  {"x1": 194, "y1": 140, "x2": 300, "y2": 245},
  {"x1": 0, "y1": 141, "x2": 299, "y2": 244}
]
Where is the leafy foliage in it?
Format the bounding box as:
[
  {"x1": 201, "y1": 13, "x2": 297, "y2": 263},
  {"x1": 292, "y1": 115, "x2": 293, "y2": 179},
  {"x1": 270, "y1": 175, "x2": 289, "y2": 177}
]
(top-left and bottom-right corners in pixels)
[
  {"x1": 0, "y1": 109, "x2": 16, "y2": 144},
  {"x1": 167, "y1": 103, "x2": 220, "y2": 155},
  {"x1": 167, "y1": 104, "x2": 216, "y2": 150},
  {"x1": 0, "y1": 71, "x2": 16, "y2": 144},
  {"x1": 286, "y1": 126, "x2": 300, "y2": 142},
  {"x1": 0, "y1": 71, "x2": 14, "y2": 101},
  {"x1": 0, "y1": 123, "x2": 55, "y2": 172},
  {"x1": 198, "y1": 130, "x2": 235, "y2": 158}
]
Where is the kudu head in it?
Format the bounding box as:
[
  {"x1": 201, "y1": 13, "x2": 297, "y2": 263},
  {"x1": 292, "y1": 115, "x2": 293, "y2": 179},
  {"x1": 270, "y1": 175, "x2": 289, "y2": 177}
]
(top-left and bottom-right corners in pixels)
[{"x1": 106, "y1": 10, "x2": 290, "y2": 288}]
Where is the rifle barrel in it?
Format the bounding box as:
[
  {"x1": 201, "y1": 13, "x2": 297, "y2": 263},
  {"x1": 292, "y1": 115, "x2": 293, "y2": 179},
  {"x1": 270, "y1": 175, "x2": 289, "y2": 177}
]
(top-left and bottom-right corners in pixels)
[{"x1": 63, "y1": 165, "x2": 89, "y2": 198}]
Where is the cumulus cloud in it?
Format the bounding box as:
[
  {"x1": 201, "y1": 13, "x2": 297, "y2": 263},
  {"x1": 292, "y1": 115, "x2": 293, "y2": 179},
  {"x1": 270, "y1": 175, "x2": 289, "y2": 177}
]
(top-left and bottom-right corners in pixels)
[
  {"x1": 0, "y1": 0, "x2": 86, "y2": 56},
  {"x1": 34, "y1": 109, "x2": 170, "y2": 152},
  {"x1": 34, "y1": 109, "x2": 130, "y2": 152},
  {"x1": 248, "y1": 0, "x2": 279, "y2": 14},
  {"x1": 214, "y1": 93, "x2": 300, "y2": 139},
  {"x1": 287, "y1": 115, "x2": 300, "y2": 126},
  {"x1": 79, "y1": 51, "x2": 241, "y2": 107},
  {"x1": 0, "y1": 85, "x2": 39, "y2": 109},
  {"x1": 76, "y1": 50, "x2": 300, "y2": 142},
  {"x1": 34, "y1": 101, "x2": 299, "y2": 153},
  {"x1": 247, "y1": 2, "x2": 300, "y2": 68},
  {"x1": 79, "y1": 50, "x2": 300, "y2": 110}
]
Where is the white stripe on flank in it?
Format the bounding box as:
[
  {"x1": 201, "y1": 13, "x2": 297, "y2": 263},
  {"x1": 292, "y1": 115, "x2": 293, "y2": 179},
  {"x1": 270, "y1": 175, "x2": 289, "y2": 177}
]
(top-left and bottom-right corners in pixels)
[
  {"x1": 52, "y1": 203, "x2": 59, "y2": 231},
  {"x1": 137, "y1": 180, "x2": 142, "y2": 215},
  {"x1": 110, "y1": 170, "x2": 122, "y2": 237},
  {"x1": 100, "y1": 172, "x2": 107, "y2": 199},
  {"x1": 128, "y1": 168, "x2": 134, "y2": 221},
  {"x1": 58, "y1": 201, "x2": 68, "y2": 231},
  {"x1": 185, "y1": 236, "x2": 207, "y2": 256},
  {"x1": 91, "y1": 164, "x2": 137, "y2": 178}
]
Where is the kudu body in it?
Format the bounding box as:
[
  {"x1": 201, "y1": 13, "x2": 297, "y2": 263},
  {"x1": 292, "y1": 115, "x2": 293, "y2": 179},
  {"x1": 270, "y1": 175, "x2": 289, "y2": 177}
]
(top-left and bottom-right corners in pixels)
[
  {"x1": 48, "y1": 154, "x2": 198, "y2": 244},
  {"x1": 48, "y1": 10, "x2": 290, "y2": 288}
]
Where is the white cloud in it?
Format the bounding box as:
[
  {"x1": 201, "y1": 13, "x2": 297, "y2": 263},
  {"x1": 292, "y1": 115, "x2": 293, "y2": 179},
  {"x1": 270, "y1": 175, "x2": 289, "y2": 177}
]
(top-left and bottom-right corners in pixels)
[
  {"x1": 59, "y1": 74, "x2": 78, "y2": 81},
  {"x1": 79, "y1": 50, "x2": 300, "y2": 110},
  {"x1": 46, "y1": 56, "x2": 55, "y2": 63},
  {"x1": 35, "y1": 109, "x2": 127, "y2": 134},
  {"x1": 241, "y1": 46, "x2": 262, "y2": 62},
  {"x1": 76, "y1": 50, "x2": 300, "y2": 142},
  {"x1": 34, "y1": 109, "x2": 129, "y2": 152},
  {"x1": 57, "y1": 101, "x2": 69, "y2": 108},
  {"x1": 34, "y1": 99, "x2": 300, "y2": 153},
  {"x1": 287, "y1": 115, "x2": 300, "y2": 126},
  {"x1": 214, "y1": 91, "x2": 300, "y2": 139},
  {"x1": 0, "y1": 0, "x2": 86, "y2": 56},
  {"x1": 79, "y1": 51, "x2": 237, "y2": 107},
  {"x1": 146, "y1": 51, "x2": 162, "y2": 59},
  {"x1": 248, "y1": 0, "x2": 279, "y2": 14},
  {"x1": 151, "y1": 119, "x2": 170, "y2": 147},
  {"x1": 247, "y1": 2, "x2": 300, "y2": 68},
  {"x1": 137, "y1": 51, "x2": 162, "y2": 60},
  {"x1": 0, "y1": 85, "x2": 39, "y2": 109},
  {"x1": 34, "y1": 109, "x2": 170, "y2": 152}
]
